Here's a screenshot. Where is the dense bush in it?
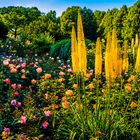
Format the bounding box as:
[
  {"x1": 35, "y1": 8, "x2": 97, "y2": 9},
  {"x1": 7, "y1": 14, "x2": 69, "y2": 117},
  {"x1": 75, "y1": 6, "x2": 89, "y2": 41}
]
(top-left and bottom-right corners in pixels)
[
  {"x1": 50, "y1": 39, "x2": 93, "y2": 61},
  {"x1": 0, "y1": 21, "x2": 8, "y2": 40},
  {"x1": 29, "y1": 33, "x2": 54, "y2": 54}
]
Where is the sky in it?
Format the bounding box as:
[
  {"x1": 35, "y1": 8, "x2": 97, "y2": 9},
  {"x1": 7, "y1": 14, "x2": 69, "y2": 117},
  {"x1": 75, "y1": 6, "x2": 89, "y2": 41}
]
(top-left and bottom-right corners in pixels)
[{"x1": 0, "y1": 0, "x2": 138, "y2": 16}]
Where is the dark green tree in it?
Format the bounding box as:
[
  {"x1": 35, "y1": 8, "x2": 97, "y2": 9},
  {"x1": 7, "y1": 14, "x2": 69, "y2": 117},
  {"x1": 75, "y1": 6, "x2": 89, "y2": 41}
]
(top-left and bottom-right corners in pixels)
[
  {"x1": 0, "y1": 20, "x2": 8, "y2": 40},
  {"x1": 1, "y1": 12, "x2": 26, "y2": 38},
  {"x1": 122, "y1": 1, "x2": 140, "y2": 41},
  {"x1": 60, "y1": 6, "x2": 97, "y2": 40}
]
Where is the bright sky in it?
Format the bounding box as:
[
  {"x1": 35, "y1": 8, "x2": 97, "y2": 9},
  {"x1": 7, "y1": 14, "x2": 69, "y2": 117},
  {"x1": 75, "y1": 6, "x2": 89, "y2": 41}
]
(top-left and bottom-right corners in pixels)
[{"x1": 0, "y1": 0, "x2": 138, "y2": 16}]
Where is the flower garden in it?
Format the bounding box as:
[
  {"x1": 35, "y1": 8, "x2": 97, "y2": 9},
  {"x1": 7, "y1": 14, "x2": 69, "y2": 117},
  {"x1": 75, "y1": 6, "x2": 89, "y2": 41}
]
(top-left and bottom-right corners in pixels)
[{"x1": 0, "y1": 11, "x2": 140, "y2": 140}]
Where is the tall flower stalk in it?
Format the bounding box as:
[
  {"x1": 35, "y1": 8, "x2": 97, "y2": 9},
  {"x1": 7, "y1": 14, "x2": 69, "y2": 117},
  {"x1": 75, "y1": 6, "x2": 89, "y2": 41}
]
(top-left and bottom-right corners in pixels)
[
  {"x1": 105, "y1": 29, "x2": 122, "y2": 81},
  {"x1": 71, "y1": 10, "x2": 87, "y2": 75},
  {"x1": 105, "y1": 32, "x2": 111, "y2": 81},
  {"x1": 77, "y1": 10, "x2": 87, "y2": 75},
  {"x1": 123, "y1": 41, "x2": 129, "y2": 73},
  {"x1": 71, "y1": 25, "x2": 78, "y2": 73},
  {"x1": 135, "y1": 42, "x2": 140, "y2": 72},
  {"x1": 95, "y1": 37, "x2": 102, "y2": 77}
]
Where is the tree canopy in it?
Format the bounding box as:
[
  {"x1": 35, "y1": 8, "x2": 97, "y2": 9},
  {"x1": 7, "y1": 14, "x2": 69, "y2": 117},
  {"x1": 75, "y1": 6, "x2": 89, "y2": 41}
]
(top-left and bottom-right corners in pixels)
[{"x1": 0, "y1": 1, "x2": 139, "y2": 42}]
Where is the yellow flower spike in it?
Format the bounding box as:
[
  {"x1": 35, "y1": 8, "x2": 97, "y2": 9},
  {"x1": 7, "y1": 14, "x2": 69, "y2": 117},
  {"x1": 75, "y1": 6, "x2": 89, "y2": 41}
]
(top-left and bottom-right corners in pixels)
[{"x1": 95, "y1": 37, "x2": 102, "y2": 77}]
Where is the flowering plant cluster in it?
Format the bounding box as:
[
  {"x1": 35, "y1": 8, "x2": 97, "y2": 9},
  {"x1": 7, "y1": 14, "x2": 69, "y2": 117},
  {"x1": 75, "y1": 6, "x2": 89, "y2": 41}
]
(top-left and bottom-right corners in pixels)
[{"x1": 0, "y1": 53, "x2": 140, "y2": 139}]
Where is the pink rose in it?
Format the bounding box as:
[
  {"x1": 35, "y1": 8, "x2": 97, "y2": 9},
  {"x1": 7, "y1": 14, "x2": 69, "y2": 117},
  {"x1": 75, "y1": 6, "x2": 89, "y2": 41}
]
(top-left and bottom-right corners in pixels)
[
  {"x1": 21, "y1": 63, "x2": 26, "y2": 68},
  {"x1": 59, "y1": 71, "x2": 65, "y2": 76},
  {"x1": 3, "y1": 59, "x2": 9, "y2": 66},
  {"x1": 29, "y1": 62, "x2": 34, "y2": 66},
  {"x1": 17, "y1": 84, "x2": 22, "y2": 90},
  {"x1": 11, "y1": 84, "x2": 16, "y2": 90},
  {"x1": 11, "y1": 100, "x2": 17, "y2": 106},
  {"x1": 5, "y1": 79, "x2": 10, "y2": 84},
  {"x1": 16, "y1": 102, "x2": 21, "y2": 108},
  {"x1": 4, "y1": 127, "x2": 10, "y2": 133},
  {"x1": 16, "y1": 64, "x2": 21, "y2": 69},
  {"x1": 14, "y1": 91, "x2": 19, "y2": 97},
  {"x1": 21, "y1": 69, "x2": 26, "y2": 73},
  {"x1": 44, "y1": 110, "x2": 52, "y2": 117},
  {"x1": 3, "y1": 127, "x2": 10, "y2": 136},
  {"x1": 67, "y1": 69, "x2": 73, "y2": 73},
  {"x1": 62, "y1": 65, "x2": 66, "y2": 68},
  {"x1": 42, "y1": 121, "x2": 49, "y2": 129},
  {"x1": 20, "y1": 116, "x2": 27, "y2": 125},
  {"x1": 20, "y1": 134, "x2": 26, "y2": 140}
]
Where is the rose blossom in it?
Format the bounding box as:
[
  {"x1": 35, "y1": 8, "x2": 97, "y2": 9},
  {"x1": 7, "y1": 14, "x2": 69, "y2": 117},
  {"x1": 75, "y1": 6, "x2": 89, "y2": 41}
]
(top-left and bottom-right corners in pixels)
[
  {"x1": 5, "y1": 79, "x2": 10, "y2": 84},
  {"x1": 21, "y1": 63, "x2": 26, "y2": 68},
  {"x1": 20, "y1": 134, "x2": 26, "y2": 140},
  {"x1": 4, "y1": 127, "x2": 10, "y2": 133},
  {"x1": 44, "y1": 110, "x2": 52, "y2": 117},
  {"x1": 21, "y1": 69, "x2": 26, "y2": 73},
  {"x1": 11, "y1": 84, "x2": 16, "y2": 89},
  {"x1": 20, "y1": 116, "x2": 27, "y2": 125},
  {"x1": 42, "y1": 121, "x2": 49, "y2": 129},
  {"x1": 17, "y1": 84, "x2": 22, "y2": 90},
  {"x1": 11, "y1": 100, "x2": 17, "y2": 106},
  {"x1": 16, "y1": 102, "x2": 22, "y2": 108},
  {"x1": 13, "y1": 91, "x2": 19, "y2": 97},
  {"x1": 67, "y1": 69, "x2": 73, "y2": 73},
  {"x1": 3, "y1": 59, "x2": 9, "y2": 66}
]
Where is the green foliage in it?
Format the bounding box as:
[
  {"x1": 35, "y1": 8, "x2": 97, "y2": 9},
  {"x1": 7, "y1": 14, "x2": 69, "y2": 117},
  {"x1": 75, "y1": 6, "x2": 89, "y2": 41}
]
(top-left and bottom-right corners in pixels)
[
  {"x1": 54, "y1": 77, "x2": 140, "y2": 140},
  {"x1": 122, "y1": 1, "x2": 140, "y2": 41},
  {"x1": 0, "y1": 1, "x2": 139, "y2": 42},
  {"x1": 50, "y1": 39, "x2": 71, "y2": 60},
  {"x1": 30, "y1": 33, "x2": 54, "y2": 54},
  {"x1": 60, "y1": 6, "x2": 97, "y2": 40},
  {"x1": 1, "y1": 12, "x2": 26, "y2": 38},
  {"x1": 50, "y1": 39, "x2": 92, "y2": 61},
  {"x1": 0, "y1": 48, "x2": 140, "y2": 139},
  {"x1": 0, "y1": 20, "x2": 8, "y2": 40}
]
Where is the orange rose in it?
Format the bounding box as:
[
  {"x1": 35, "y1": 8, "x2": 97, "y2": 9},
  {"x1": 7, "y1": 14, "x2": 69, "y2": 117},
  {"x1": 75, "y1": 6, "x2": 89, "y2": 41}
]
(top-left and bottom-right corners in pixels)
[
  {"x1": 88, "y1": 83, "x2": 94, "y2": 90},
  {"x1": 65, "y1": 90, "x2": 73, "y2": 96},
  {"x1": 130, "y1": 101, "x2": 137, "y2": 108},
  {"x1": 86, "y1": 73, "x2": 92, "y2": 78},
  {"x1": 62, "y1": 96, "x2": 67, "y2": 101},
  {"x1": 21, "y1": 75, "x2": 26, "y2": 79},
  {"x1": 31, "y1": 79, "x2": 37, "y2": 85},
  {"x1": 59, "y1": 71, "x2": 65, "y2": 76},
  {"x1": 93, "y1": 104, "x2": 96, "y2": 110},
  {"x1": 72, "y1": 84, "x2": 78, "y2": 89},
  {"x1": 10, "y1": 68, "x2": 17, "y2": 74},
  {"x1": 62, "y1": 101, "x2": 69, "y2": 109},
  {"x1": 124, "y1": 83, "x2": 131, "y2": 91},
  {"x1": 44, "y1": 74, "x2": 51, "y2": 79},
  {"x1": 127, "y1": 75, "x2": 135, "y2": 83},
  {"x1": 58, "y1": 78, "x2": 65, "y2": 82},
  {"x1": 9, "y1": 64, "x2": 15, "y2": 68},
  {"x1": 36, "y1": 67, "x2": 42, "y2": 73}
]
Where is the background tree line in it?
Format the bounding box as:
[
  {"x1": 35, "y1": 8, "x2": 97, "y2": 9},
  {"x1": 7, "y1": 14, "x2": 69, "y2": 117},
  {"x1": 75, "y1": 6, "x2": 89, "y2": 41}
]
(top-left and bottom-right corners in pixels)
[{"x1": 0, "y1": 1, "x2": 139, "y2": 55}]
